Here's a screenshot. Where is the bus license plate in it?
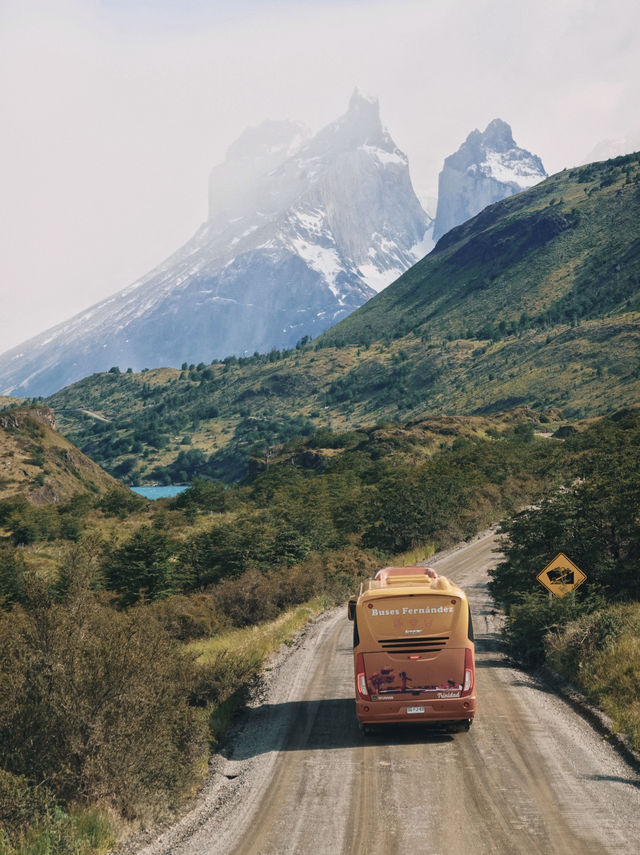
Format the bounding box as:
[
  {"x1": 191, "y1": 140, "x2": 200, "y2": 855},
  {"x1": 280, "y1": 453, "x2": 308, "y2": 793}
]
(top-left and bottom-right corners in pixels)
[{"x1": 407, "y1": 705, "x2": 425, "y2": 714}]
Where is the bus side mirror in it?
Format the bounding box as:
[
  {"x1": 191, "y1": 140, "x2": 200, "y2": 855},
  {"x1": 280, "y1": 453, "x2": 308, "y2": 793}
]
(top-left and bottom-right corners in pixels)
[{"x1": 347, "y1": 598, "x2": 356, "y2": 621}]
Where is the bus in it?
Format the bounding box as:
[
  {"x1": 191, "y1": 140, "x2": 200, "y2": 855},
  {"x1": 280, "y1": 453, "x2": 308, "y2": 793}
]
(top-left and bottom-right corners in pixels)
[{"x1": 347, "y1": 565, "x2": 476, "y2": 732}]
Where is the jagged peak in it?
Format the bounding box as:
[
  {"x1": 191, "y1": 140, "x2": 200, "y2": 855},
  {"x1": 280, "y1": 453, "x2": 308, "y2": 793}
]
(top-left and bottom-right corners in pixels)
[
  {"x1": 309, "y1": 91, "x2": 389, "y2": 155},
  {"x1": 445, "y1": 117, "x2": 544, "y2": 177},
  {"x1": 482, "y1": 118, "x2": 515, "y2": 151},
  {"x1": 349, "y1": 88, "x2": 379, "y2": 113}
]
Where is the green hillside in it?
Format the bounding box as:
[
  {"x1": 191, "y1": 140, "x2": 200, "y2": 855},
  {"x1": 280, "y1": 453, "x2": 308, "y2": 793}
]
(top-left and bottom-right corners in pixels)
[
  {"x1": 39, "y1": 153, "x2": 640, "y2": 484},
  {"x1": 321, "y1": 152, "x2": 640, "y2": 346},
  {"x1": 0, "y1": 406, "x2": 119, "y2": 503}
]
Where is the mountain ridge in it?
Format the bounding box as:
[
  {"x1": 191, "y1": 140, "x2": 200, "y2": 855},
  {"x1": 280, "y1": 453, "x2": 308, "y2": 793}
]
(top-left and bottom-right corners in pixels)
[
  {"x1": 0, "y1": 92, "x2": 430, "y2": 398},
  {"x1": 38, "y1": 153, "x2": 640, "y2": 485}
]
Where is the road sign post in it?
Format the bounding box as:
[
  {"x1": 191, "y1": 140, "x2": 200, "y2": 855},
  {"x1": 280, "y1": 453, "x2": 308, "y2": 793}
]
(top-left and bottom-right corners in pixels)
[{"x1": 537, "y1": 553, "x2": 586, "y2": 598}]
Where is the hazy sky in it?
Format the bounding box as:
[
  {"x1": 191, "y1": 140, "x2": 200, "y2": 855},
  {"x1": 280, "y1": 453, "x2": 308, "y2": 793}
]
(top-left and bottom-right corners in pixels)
[{"x1": 1, "y1": 0, "x2": 639, "y2": 353}]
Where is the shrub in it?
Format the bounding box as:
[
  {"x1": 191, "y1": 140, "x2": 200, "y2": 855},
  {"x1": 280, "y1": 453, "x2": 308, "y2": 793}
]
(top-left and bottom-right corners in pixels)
[
  {"x1": 0, "y1": 588, "x2": 208, "y2": 820},
  {"x1": 212, "y1": 570, "x2": 281, "y2": 627},
  {"x1": 502, "y1": 591, "x2": 596, "y2": 668},
  {"x1": 147, "y1": 592, "x2": 228, "y2": 641},
  {"x1": 544, "y1": 604, "x2": 640, "y2": 749},
  {"x1": 0, "y1": 547, "x2": 27, "y2": 608},
  {"x1": 96, "y1": 488, "x2": 145, "y2": 518},
  {"x1": 0, "y1": 769, "x2": 53, "y2": 837},
  {"x1": 545, "y1": 606, "x2": 626, "y2": 675}
]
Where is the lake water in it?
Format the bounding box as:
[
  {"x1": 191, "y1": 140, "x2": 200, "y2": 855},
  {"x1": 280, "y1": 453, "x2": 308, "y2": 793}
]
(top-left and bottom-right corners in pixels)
[{"x1": 131, "y1": 485, "x2": 189, "y2": 500}]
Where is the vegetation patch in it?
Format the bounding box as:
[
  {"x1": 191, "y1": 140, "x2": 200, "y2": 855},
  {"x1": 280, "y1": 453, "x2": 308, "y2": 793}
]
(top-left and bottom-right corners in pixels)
[
  {"x1": 545, "y1": 604, "x2": 640, "y2": 749},
  {"x1": 490, "y1": 409, "x2": 640, "y2": 746}
]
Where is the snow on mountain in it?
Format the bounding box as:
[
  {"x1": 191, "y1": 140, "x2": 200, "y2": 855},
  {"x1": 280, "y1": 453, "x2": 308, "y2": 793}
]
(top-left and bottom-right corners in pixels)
[
  {"x1": 0, "y1": 91, "x2": 432, "y2": 397},
  {"x1": 432, "y1": 119, "x2": 547, "y2": 242}
]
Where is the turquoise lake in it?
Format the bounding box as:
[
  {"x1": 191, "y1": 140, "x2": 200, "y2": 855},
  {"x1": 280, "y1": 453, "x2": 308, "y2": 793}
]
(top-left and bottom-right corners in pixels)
[{"x1": 131, "y1": 485, "x2": 189, "y2": 500}]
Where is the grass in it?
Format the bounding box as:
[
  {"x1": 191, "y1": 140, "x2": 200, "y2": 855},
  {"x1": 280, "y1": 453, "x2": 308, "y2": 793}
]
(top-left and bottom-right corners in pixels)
[
  {"x1": 387, "y1": 542, "x2": 436, "y2": 567},
  {"x1": 545, "y1": 603, "x2": 640, "y2": 750},
  {"x1": 0, "y1": 807, "x2": 115, "y2": 855},
  {"x1": 190, "y1": 596, "x2": 332, "y2": 662},
  {"x1": 188, "y1": 596, "x2": 334, "y2": 745}
]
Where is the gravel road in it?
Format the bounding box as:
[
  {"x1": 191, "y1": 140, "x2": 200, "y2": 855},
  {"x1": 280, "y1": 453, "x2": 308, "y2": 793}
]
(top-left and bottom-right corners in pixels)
[{"x1": 126, "y1": 530, "x2": 640, "y2": 855}]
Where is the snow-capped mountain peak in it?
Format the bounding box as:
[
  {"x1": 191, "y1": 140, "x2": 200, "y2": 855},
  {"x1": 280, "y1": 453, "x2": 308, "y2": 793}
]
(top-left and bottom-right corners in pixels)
[
  {"x1": 0, "y1": 94, "x2": 432, "y2": 397},
  {"x1": 433, "y1": 118, "x2": 546, "y2": 241}
]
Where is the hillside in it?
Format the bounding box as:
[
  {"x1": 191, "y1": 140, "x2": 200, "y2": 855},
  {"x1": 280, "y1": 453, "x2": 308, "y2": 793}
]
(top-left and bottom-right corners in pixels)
[
  {"x1": 0, "y1": 406, "x2": 119, "y2": 503},
  {"x1": 321, "y1": 151, "x2": 640, "y2": 345},
  {"x1": 42, "y1": 154, "x2": 640, "y2": 484}
]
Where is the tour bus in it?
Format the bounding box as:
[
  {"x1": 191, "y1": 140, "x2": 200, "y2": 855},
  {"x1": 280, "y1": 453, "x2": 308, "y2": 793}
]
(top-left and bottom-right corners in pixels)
[{"x1": 347, "y1": 565, "x2": 476, "y2": 731}]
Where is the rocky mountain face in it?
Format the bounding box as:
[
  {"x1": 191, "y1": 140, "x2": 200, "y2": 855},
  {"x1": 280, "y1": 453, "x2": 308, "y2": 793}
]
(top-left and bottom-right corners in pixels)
[
  {"x1": 0, "y1": 92, "x2": 431, "y2": 398},
  {"x1": 432, "y1": 119, "x2": 546, "y2": 242}
]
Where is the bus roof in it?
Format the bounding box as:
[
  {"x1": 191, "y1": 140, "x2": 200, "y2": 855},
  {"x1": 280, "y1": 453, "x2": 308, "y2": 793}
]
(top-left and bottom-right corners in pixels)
[{"x1": 359, "y1": 567, "x2": 466, "y2": 600}]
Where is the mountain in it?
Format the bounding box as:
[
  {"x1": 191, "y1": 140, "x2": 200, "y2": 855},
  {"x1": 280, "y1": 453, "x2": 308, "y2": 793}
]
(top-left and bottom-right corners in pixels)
[
  {"x1": 0, "y1": 92, "x2": 431, "y2": 399},
  {"x1": 432, "y1": 119, "x2": 546, "y2": 241},
  {"x1": 583, "y1": 129, "x2": 640, "y2": 164},
  {"x1": 0, "y1": 406, "x2": 119, "y2": 504},
  {"x1": 322, "y1": 151, "x2": 640, "y2": 349},
  {"x1": 46, "y1": 154, "x2": 640, "y2": 485}
]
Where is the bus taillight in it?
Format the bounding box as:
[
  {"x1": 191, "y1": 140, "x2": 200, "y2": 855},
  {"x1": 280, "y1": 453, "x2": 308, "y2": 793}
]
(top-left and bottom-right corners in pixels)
[
  {"x1": 356, "y1": 653, "x2": 369, "y2": 698},
  {"x1": 462, "y1": 647, "x2": 474, "y2": 695}
]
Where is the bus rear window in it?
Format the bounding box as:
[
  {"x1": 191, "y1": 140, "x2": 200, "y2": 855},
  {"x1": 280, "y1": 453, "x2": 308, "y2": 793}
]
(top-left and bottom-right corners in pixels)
[{"x1": 361, "y1": 595, "x2": 460, "y2": 637}]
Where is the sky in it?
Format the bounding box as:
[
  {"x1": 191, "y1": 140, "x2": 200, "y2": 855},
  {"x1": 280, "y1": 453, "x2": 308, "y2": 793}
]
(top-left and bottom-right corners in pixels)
[{"x1": 1, "y1": 0, "x2": 639, "y2": 353}]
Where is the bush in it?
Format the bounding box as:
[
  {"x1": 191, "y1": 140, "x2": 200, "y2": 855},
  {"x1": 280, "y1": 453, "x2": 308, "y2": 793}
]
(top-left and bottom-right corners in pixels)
[
  {"x1": 0, "y1": 587, "x2": 208, "y2": 821},
  {"x1": 545, "y1": 606, "x2": 626, "y2": 675},
  {"x1": 0, "y1": 769, "x2": 53, "y2": 836},
  {"x1": 0, "y1": 547, "x2": 27, "y2": 607},
  {"x1": 147, "y1": 592, "x2": 227, "y2": 641},
  {"x1": 544, "y1": 604, "x2": 640, "y2": 749},
  {"x1": 96, "y1": 488, "x2": 145, "y2": 518},
  {"x1": 212, "y1": 570, "x2": 282, "y2": 627},
  {"x1": 171, "y1": 478, "x2": 228, "y2": 513},
  {"x1": 0, "y1": 771, "x2": 115, "y2": 855},
  {"x1": 188, "y1": 647, "x2": 262, "y2": 709},
  {"x1": 502, "y1": 591, "x2": 596, "y2": 668}
]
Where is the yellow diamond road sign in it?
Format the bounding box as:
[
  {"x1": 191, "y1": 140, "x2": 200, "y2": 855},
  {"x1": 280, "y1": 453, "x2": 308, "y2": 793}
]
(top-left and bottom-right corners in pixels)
[{"x1": 537, "y1": 553, "x2": 586, "y2": 597}]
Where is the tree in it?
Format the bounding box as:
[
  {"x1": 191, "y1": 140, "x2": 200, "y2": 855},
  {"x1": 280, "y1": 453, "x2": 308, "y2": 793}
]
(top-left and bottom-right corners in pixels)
[{"x1": 103, "y1": 527, "x2": 180, "y2": 605}]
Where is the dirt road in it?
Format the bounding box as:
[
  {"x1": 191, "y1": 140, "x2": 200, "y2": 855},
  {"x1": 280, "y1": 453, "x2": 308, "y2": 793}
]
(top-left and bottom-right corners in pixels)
[{"x1": 130, "y1": 530, "x2": 640, "y2": 855}]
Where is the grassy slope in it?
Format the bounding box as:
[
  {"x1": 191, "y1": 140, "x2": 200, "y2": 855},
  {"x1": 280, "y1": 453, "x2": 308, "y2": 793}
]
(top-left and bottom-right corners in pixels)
[
  {"x1": 546, "y1": 603, "x2": 640, "y2": 749},
  {"x1": 40, "y1": 154, "x2": 640, "y2": 483},
  {"x1": 0, "y1": 406, "x2": 119, "y2": 503},
  {"x1": 321, "y1": 153, "x2": 640, "y2": 345}
]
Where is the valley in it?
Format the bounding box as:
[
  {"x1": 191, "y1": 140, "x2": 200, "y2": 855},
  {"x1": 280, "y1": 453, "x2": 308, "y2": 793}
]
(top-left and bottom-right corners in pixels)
[
  {"x1": 119, "y1": 532, "x2": 640, "y2": 855},
  {"x1": 0, "y1": 140, "x2": 639, "y2": 855},
  {"x1": 38, "y1": 152, "x2": 640, "y2": 487},
  {"x1": 2, "y1": 4, "x2": 640, "y2": 854}
]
